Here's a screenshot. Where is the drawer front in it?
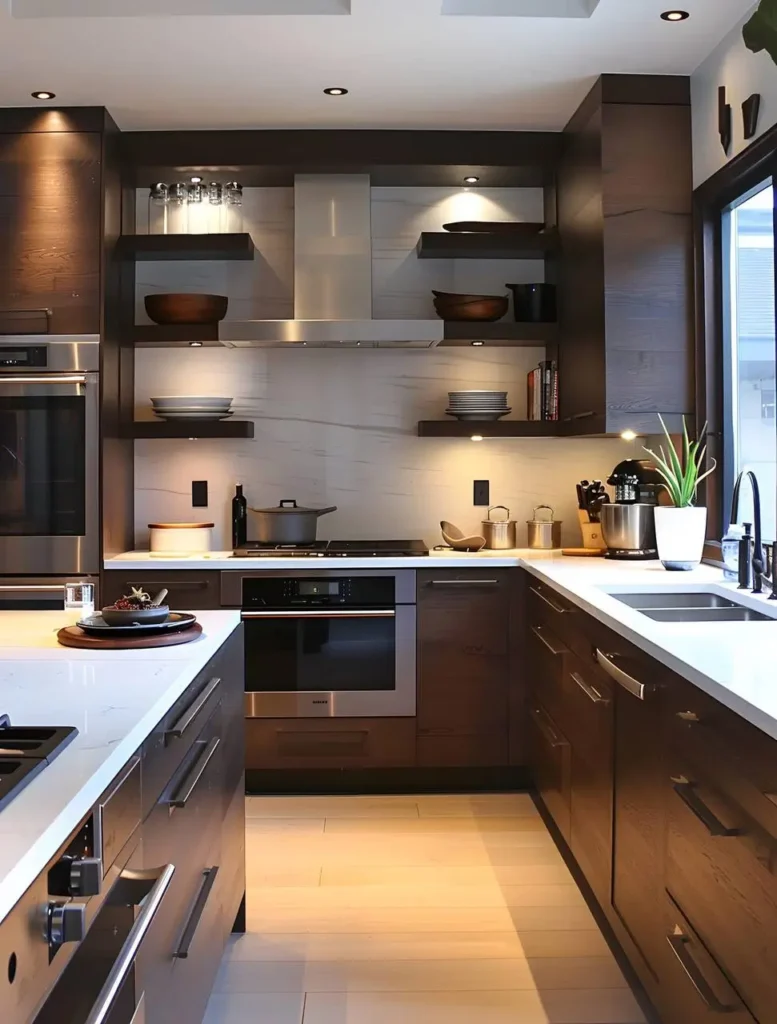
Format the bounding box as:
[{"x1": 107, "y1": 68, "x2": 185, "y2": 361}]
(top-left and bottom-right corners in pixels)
[
  {"x1": 526, "y1": 622, "x2": 568, "y2": 726},
  {"x1": 526, "y1": 577, "x2": 579, "y2": 653},
  {"x1": 101, "y1": 570, "x2": 222, "y2": 611},
  {"x1": 246, "y1": 717, "x2": 417, "y2": 771},
  {"x1": 564, "y1": 656, "x2": 614, "y2": 904},
  {"x1": 418, "y1": 649, "x2": 508, "y2": 736},
  {"x1": 418, "y1": 569, "x2": 511, "y2": 654},
  {"x1": 666, "y1": 746, "x2": 777, "y2": 1022},
  {"x1": 658, "y1": 894, "x2": 756, "y2": 1024},
  {"x1": 417, "y1": 731, "x2": 508, "y2": 768},
  {"x1": 528, "y1": 700, "x2": 571, "y2": 842}
]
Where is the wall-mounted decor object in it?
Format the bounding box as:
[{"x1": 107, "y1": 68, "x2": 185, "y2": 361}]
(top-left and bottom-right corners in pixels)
[
  {"x1": 718, "y1": 85, "x2": 732, "y2": 154},
  {"x1": 743, "y1": 0, "x2": 777, "y2": 66},
  {"x1": 742, "y1": 93, "x2": 762, "y2": 139}
]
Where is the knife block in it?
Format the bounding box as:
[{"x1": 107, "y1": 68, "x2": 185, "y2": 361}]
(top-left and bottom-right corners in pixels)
[{"x1": 578, "y1": 510, "x2": 607, "y2": 550}]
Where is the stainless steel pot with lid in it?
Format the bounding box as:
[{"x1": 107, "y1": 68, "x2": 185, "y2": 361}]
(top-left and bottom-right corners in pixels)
[
  {"x1": 481, "y1": 506, "x2": 517, "y2": 550},
  {"x1": 248, "y1": 499, "x2": 337, "y2": 545},
  {"x1": 526, "y1": 505, "x2": 562, "y2": 549}
]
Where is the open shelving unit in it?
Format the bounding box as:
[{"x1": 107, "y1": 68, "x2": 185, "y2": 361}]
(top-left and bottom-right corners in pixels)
[
  {"x1": 126, "y1": 420, "x2": 255, "y2": 440},
  {"x1": 416, "y1": 230, "x2": 557, "y2": 261},
  {"x1": 441, "y1": 321, "x2": 557, "y2": 346},
  {"x1": 418, "y1": 420, "x2": 558, "y2": 438},
  {"x1": 118, "y1": 233, "x2": 256, "y2": 261}
]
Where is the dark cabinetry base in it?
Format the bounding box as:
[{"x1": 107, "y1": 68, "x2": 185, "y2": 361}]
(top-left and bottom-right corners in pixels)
[{"x1": 232, "y1": 892, "x2": 246, "y2": 935}]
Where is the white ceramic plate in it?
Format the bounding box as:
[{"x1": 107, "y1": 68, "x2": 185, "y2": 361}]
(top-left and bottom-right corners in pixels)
[
  {"x1": 154, "y1": 411, "x2": 234, "y2": 420},
  {"x1": 150, "y1": 396, "x2": 234, "y2": 409}
]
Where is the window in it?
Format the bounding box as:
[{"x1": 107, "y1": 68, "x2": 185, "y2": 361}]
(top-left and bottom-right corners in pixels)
[{"x1": 722, "y1": 181, "x2": 777, "y2": 540}]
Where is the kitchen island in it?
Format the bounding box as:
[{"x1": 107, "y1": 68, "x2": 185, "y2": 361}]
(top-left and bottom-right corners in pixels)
[{"x1": 0, "y1": 610, "x2": 244, "y2": 1024}]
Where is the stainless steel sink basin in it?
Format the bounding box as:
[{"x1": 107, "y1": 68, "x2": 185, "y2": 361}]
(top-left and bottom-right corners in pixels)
[
  {"x1": 609, "y1": 591, "x2": 776, "y2": 622},
  {"x1": 615, "y1": 592, "x2": 739, "y2": 610}
]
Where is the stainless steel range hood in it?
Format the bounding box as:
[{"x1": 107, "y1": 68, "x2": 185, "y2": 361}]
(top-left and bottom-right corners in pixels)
[{"x1": 219, "y1": 174, "x2": 443, "y2": 349}]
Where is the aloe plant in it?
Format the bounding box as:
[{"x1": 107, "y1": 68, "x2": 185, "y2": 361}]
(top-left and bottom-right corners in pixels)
[
  {"x1": 744, "y1": 0, "x2": 777, "y2": 66},
  {"x1": 643, "y1": 415, "x2": 717, "y2": 508}
]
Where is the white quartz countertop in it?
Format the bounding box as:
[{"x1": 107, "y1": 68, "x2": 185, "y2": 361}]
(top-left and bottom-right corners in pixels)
[
  {"x1": 0, "y1": 610, "x2": 241, "y2": 924},
  {"x1": 104, "y1": 548, "x2": 543, "y2": 570}
]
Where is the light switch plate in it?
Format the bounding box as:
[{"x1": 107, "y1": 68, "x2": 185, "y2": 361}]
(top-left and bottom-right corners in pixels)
[
  {"x1": 192, "y1": 480, "x2": 208, "y2": 508},
  {"x1": 474, "y1": 480, "x2": 490, "y2": 506}
]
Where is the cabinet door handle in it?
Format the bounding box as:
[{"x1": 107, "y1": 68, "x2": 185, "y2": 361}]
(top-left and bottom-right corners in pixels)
[
  {"x1": 167, "y1": 737, "x2": 220, "y2": 808},
  {"x1": 570, "y1": 671, "x2": 609, "y2": 705},
  {"x1": 529, "y1": 585, "x2": 569, "y2": 615},
  {"x1": 530, "y1": 625, "x2": 568, "y2": 657},
  {"x1": 530, "y1": 705, "x2": 565, "y2": 749},
  {"x1": 429, "y1": 579, "x2": 499, "y2": 587},
  {"x1": 666, "y1": 928, "x2": 741, "y2": 1013},
  {"x1": 173, "y1": 866, "x2": 219, "y2": 959},
  {"x1": 671, "y1": 776, "x2": 741, "y2": 838},
  {"x1": 165, "y1": 676, "x2": 221, "y2": 742},
  {"x1": 594, "y1": 649, "x2": 646, "y2": 700}
]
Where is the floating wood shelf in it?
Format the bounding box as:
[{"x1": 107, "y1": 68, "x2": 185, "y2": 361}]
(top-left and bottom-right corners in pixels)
[
  {"x1": 134, "y1": 324, "x2": 223, "y2": 346},
  {"x1": 441, "y1": 321, "x2": 558, "y2": 345},
  {"x1": 416, "y1": 230, "x2": 557, "y2": 260},
  {"x1": 118, "y1": 233, "x2": 255, "y2": 261},
  {"x1": 127, "y1": 420, "x2": 255, "y2": 439},
  {"x1": 418, "y1": 420, "x2": 559, "y2": 438}
]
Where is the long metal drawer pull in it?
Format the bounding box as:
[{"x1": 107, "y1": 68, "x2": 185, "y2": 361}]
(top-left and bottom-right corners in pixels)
[
  {"x1": 168, "y1": 737, "x2": 220, "y2": 808},
  {"x1": 530, "y1": 705, "x2": 564, "y2": 748},
  {"x1": 570, "y1": 671, "x2": 609, "y2": 705},
  {"x1": 0, "y1": 584, "x2": 65, "y2": 593},
  {"x1": 530, "y1": 625, "x2": 568, "y2": 657},
  {"x1": 165, "y1": 676, "x2": 221, "y2": 741},
  {"x1": 173, "y1": 866, "x2": 220, "y2": 959},
  {"x1": 529, "y1": 585, "x2": 568, "y2": 614},
  {"x1": 242, "y1": 609, "x2": 396, "y2": 619},
  {"x1": 666, "y1": 929, "x2": 739, "y2": 1013},
  {"x1": 594, "y1": 649, "x2": 646, "y2": 700},
  {"x1": 671, "y1": 776, "x2": 741, "y2": 837},
  {"x1": 84, "y1": 864, "x2": 175, "y2": 1024},
  {"x1": 429, "y1": 579, "x2": 499, "y2": 587}
]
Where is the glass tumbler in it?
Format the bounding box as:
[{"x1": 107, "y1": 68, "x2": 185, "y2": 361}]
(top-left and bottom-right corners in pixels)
[
  {"x1": 224, "y1": 181, "x2": 244, "y2": 232},
  {"x1": 64, "y1": 582, "x2": 95, "y2": 625},
  {"x1": 167, "y1": 182, "x2": 189, "y2": 234},
  {"x1": 208, "y1": 182, "x2": 224, "y2": 232},
  {"x1": 147, "y1": 182, "x2": 168, "y2": 235},
  {"x1": 187, "y1": 181, "x2": 207, "y2": 233}
]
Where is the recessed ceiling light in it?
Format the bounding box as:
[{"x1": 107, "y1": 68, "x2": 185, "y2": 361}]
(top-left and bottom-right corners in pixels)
[
  {"x1": 31, "y1": 91, "x2": 55, "y2": 100},
  {"x1": 324, "y1": 87, "x2": 348, "y2": 96},
  {"x1": 190, "y1": 176, "x2": 203, "y2": 184},
  {"x1": 471, "y1": 434, "x2": 484, "y2": 442},
  {"x1": 471, "y1": 340, "x2": 485, "y2": 347},
  {"x1": 660, "y1": 10, "x2": 689, "y2": 21},
  {"x1": 188, "y1": 341, "x2": 203, "y2": 348},
  {"x1": 463, "y1": 176, "x2": 480, "y2": 184},
  {"x1": 620, "y1": 429, "x2": 638, "y2": 441}
]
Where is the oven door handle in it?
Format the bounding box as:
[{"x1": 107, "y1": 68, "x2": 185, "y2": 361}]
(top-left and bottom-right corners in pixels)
[
  {"x1": 0, "y1": 374, "x2": 87, "y2": 385},
  {"x1": 242, "y1": 609, "x2": 397, "y2": 619},
  {"x1": 0, "y1": 584, "x2": 65, "y2": 594},
  {"x1": 84, "y1": 863, "x2": 175, "y2": 1024}
]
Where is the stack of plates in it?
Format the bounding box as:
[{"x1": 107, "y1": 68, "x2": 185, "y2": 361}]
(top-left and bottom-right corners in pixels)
[
  {"x1": 446, "y1": 391, "x2": 511, "y2": 421},
  {"x1": 151, "y1": 396, "x2": 234, "y2": 421}
]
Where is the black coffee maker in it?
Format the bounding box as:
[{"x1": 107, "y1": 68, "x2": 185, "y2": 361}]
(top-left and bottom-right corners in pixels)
[{"x1": 607, "y1": 459, "x2": 662, "y2": 505}]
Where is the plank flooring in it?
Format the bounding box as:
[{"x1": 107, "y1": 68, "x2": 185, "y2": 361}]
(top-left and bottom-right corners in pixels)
[{"x1": 206, "y1": 794, "x2": 646, "y2": 1024}]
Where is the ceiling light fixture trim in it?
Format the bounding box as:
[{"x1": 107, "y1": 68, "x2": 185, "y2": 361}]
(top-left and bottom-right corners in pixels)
[{"x1": 660, "y1": 10, "x2": 689, "y2": 21}]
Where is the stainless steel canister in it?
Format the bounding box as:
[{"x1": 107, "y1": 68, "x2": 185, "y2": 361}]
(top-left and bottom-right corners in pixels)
[
  {"x1": 481, "y1": 506, "x2": 517, "y2": 550},
  {"x1": 526, "y1": 505, "x2": 562, "y2": 549}
]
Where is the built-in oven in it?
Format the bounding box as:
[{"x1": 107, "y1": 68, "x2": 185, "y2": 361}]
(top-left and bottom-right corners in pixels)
[
  {"x1": 222, "y1": 570, "x2": 416, "y2": 718},
  {"x1": 0, "y1": 338, "x2": 99, "y2": 576}
]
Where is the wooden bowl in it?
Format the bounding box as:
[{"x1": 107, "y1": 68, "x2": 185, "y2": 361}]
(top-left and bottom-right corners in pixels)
[
  {"x1": 432, "y1": 291, "x2": 508, "y2": 322},
  {"x1": 441, "y1": 521, "x2": 487, "y2": 552},
  {"x1": 144, "y1": 294, "x2": 229, "y2": 325}
]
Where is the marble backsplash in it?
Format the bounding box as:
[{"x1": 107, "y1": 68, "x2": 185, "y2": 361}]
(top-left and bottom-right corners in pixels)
[{"x1": 134, "y1": 346, "x2": 640, "y2": 549}]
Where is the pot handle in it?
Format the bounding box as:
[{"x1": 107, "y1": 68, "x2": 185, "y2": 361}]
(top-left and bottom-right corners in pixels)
[
  {"x1": 532, "y1": 505, "x2": 555, "y2": 522},
  {"x1": 279, "y1": 500, "x2": 298, "y2": 508},
  {"x1": 315, "y1": 506, "x2": 338, "y2": 517},
  {"x1": 487, "y1": 505, "x2": 510, "y2": 522}
]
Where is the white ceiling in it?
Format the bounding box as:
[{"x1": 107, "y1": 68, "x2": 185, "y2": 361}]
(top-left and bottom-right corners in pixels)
[{"x1": 0, "y1": 0, "x2": 755, "y2": 131}]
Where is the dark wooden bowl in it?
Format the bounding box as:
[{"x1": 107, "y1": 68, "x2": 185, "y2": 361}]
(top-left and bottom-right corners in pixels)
[
  {"x1": 144, "y1": 294, "x2": 229, "y2": 325},
  {"x1": 432, "y1": 291, "x2": 508, "y2": 322},
  {"x1": 100, "y1": 605, "x2": 170, "y2": 626}
]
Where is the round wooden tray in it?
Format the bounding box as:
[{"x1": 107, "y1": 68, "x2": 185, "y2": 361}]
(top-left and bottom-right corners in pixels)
[{"x1": 57, "y1": 622, "x2": 202, "y2": 650}]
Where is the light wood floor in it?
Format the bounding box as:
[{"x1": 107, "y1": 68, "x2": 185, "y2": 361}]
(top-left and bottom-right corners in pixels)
[{"x1": 205, "y1": 793, "x2": 646, "y2": 1024}]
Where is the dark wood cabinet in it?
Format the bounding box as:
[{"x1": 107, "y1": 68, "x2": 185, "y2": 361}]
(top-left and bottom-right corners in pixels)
[
  {"x1": 101, "y1": 570, "x2": 223, "y2": 611},
  {"x1": 416, "y1": 570, "x2": 512, "y2": 768},
  {"x1": 527, "y1": 700, "x2": 571, "y2": 841},
  {"x1": 246, "y1": 717, "x2": 416, "y2": 772},
  {"x1": 0, "y1": 125, "x2": 103, "y2": 335},
  {"x1": 557, "y1": 75, "x2": 694, "y2": 434}
]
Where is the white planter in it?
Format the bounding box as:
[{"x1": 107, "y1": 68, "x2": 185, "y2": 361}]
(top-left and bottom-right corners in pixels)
[{"x1": 653, "y1": 506, "x2": 707, "y2": 571}]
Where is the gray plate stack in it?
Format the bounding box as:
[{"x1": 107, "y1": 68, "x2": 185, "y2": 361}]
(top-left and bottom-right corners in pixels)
[{"x1": 446, "y1": 391, "x2": 511, "y2": 421}]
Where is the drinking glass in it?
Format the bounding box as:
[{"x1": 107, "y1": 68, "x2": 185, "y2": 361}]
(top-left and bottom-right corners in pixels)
[
  {"x1": 64, "y1": 582, "x2": 95, "y2": 625},
  {"x1": 147, "y1": 182, "x2": 168, "y2": 235}
]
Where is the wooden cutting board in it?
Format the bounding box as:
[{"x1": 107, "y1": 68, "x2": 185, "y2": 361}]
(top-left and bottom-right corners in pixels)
[
  {"x1": 57, "y1": 622, "x2": 202, "y2": 650},
  {"x1": 561, "y1": 548, "x2": 606, "y2": 557}
]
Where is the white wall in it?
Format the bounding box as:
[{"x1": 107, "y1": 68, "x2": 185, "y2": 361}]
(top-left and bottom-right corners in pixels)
[{"x1": 692, "y1": 5, "x2": 777, "y2": 187}]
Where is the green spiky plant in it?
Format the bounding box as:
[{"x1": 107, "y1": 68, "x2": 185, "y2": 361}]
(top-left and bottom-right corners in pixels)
[
  {"x1": 643, "y1": 416, "x2": 717, "y2": 508},
  {"x1": 744, "y1": 0, "x2": 777, "y2": 66}
]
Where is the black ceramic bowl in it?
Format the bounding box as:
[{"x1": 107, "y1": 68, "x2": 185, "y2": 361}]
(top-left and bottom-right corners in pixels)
[{"x1": 100, "y1": 605, "x2": 170, "y2": 627}]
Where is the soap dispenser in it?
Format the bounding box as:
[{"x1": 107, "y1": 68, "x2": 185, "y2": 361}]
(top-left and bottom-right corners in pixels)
[{"x1": 721, "y1": 523, "x2": 744, "y2": 582}]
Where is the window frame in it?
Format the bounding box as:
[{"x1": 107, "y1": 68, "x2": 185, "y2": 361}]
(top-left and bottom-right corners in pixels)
[{"x1": 694, "y1": 126, "x2": 777, "y2": 560}]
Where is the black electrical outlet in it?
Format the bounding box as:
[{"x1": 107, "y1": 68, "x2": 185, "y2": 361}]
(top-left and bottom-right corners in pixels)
[
  {"x1": 192, "y1": 480, "x2": 208, "y2": 508},
  {"x1": 474, "y1": 480, "x2": 490, "y2": 506}
]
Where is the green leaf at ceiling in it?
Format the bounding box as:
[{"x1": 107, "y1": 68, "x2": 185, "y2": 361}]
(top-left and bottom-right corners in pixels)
[{"x1": 744, "y1": 0, "x2": 777, "y2": 66}]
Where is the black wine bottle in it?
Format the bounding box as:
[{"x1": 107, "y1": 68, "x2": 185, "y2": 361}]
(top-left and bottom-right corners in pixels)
[{"x1": 232, "y1": 483, "x2": 247, "y2": 548}]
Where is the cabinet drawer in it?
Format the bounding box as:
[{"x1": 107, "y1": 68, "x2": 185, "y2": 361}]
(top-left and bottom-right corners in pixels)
[
  {"x1": 526, "y1": 622, "x2": 568, "y2": 726},
  {"x1": 247, "y1": 717, "x2": 416, "y2": 771},
  {"x1": 418, "y1": 649, "x2": 508, "y2": 736},
  {"x1": 658, "y1": 894, "x2": 755, "y2": 1024},
  {"x1": 101, "y1": 570, "x2": 222, "y2": 611},
  {"x1": 528, "y1": 700, "x2": 571, "y2": 842},
  {"x1": 418, "y1": 570, "x2": 511, "y2": 654},
  {"x1": 564, "y1": 656, "x2": 613, "y2": 903}
]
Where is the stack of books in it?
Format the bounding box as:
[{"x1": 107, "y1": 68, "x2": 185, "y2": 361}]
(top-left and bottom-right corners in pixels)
[{"x1": 526, "y1": 359, "x2": 559, "y2": 421}]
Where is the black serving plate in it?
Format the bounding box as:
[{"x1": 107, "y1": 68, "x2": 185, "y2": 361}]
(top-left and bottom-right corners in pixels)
[{"x1": 76, "y1": 612, "x2": 197, "y2": 638}]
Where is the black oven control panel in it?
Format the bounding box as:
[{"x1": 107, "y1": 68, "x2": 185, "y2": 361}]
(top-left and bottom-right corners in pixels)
[
  {"x1": 0, "y1": 346, "x2": 47, "y2": 368},
  {"x1": 242, "y1": 575, "x2": 395, "y2": 609}
]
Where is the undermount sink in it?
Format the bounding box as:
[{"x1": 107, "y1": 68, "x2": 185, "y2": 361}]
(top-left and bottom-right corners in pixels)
[{"x1": 609, "y1": 591, "x2": 776, "y2": 622}]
